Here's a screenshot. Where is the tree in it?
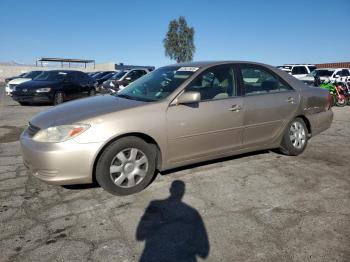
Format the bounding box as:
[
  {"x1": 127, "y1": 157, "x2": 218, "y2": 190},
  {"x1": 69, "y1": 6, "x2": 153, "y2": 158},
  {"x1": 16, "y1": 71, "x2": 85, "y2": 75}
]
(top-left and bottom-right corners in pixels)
[{"x1": 163, "y1": 16, "x2": 195, "y2": 63}]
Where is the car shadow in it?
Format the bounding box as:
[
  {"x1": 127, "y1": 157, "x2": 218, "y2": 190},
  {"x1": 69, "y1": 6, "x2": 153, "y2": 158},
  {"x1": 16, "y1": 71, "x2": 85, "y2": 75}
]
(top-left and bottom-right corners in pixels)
[
  {"x1": 136, "y1": 180, "x2": 210, "y2": 262},
  {"x1": 62, "y1": 182, "x2": 100, "y2": 190},
  {"x1": 62, "y1": 150, "x2": 272, "y2": 191},
  {"x1": 160, "y1": 149, "x2": 271, "y2": 177}
]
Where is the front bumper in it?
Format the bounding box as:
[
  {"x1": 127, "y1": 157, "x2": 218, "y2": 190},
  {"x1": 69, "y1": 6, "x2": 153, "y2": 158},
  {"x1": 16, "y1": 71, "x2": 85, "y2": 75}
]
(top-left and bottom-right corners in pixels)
[
  {"x1": 5, "y1": 85, "x2": 14, "y2": 96},
  {"x1": 20, "y1": 129, "x2": 104, "y2": 185},
  {"x1": 12, "y1": 93, "x2": 52, "y2": 103}
]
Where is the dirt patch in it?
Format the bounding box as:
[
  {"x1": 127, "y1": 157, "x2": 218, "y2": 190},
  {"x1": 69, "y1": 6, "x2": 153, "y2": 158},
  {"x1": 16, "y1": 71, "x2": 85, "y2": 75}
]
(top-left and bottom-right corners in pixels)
[{"x1": 0, "y1": 126, "x2": 26, "y2": 143}]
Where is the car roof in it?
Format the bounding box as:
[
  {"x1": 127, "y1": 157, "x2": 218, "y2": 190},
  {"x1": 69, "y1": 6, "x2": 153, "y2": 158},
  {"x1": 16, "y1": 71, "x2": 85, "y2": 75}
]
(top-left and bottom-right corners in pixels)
[
  {"x1": 283, "y1": 64, "x2": 315, "y2": 66},
  {"x1": 165, "y1": 60, "x2": 274, "y2": 69},
  {"x1": 317, "y1": 68, "x2": 349, "y2": 70},
  {"x1": 46, "y1": 70, "x2": 84, "y2": 73}
]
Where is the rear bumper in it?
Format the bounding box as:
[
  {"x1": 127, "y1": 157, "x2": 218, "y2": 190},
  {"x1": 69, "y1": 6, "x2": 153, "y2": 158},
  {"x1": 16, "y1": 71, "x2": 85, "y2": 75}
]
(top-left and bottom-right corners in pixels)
[
  {"x1": 308, "y1": 110, "x2": 333, "y2": 137},
  {"x1": 20, "y1": 129, "x2": 103, "y2": 185}
]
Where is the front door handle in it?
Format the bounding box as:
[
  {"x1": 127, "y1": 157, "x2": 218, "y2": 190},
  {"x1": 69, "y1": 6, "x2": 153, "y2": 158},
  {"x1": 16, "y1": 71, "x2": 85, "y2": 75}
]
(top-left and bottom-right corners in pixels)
[
  {"x1": 286, "y1": 97, "x2": 295, "y2": 104},
  {"x1": 229, "y1": 105, "x2": 242, "y2": 112}
]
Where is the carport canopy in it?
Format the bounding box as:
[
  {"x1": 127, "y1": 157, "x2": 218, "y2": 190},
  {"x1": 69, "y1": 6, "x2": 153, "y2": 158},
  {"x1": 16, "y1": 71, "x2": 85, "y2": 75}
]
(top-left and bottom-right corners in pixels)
[{"x1": 36, "y1": 57, "x2": 95, "y2": 68}]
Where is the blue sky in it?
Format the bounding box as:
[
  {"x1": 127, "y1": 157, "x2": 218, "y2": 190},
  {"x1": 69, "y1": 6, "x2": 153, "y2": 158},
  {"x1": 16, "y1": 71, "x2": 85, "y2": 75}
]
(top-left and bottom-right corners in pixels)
[{"x1": 1, "y1": 0, "x2": 349, "y2": 67}]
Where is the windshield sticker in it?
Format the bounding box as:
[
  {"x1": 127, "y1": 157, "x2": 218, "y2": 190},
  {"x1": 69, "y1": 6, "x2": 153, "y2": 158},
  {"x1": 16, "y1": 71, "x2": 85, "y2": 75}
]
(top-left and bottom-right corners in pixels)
[{"x1": 177, "y1": 67, "x2": 199, "y2": 72}]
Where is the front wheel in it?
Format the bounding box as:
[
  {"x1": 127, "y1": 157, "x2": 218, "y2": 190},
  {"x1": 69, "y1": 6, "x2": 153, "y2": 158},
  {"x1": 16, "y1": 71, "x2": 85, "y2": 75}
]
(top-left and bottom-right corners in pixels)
[
  {"x1": 279, "y1": 118, "x2": 308, "y2": 156},
  {"x1": 96, "y1": 137, "x2": 157, "y2": 196},
  {"x1": 53, "y1": 91, "x2": 64, "y2": 105},
  {"x1": 88, "y1": 88, "x2": 96, "y2": 96}
]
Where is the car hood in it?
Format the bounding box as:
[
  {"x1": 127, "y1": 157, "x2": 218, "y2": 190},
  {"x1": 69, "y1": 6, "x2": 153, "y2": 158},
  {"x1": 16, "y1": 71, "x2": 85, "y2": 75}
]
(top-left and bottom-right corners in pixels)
[
  {"x1": 30, "y1": 95, "x2": 147, "y2": 128},
  {"x1": 299, "y1": 75, "x2": 314, "y2": 81},
  {"x1": 17, "y1": 80, "x2": 59, "y2": 90},
  {"x1": 8, "y1": 78, "x2": 31, "y2": 85}
]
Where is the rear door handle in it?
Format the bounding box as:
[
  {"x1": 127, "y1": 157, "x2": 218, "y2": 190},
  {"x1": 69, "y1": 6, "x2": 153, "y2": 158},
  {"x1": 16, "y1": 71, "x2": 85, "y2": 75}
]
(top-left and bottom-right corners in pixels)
[
  {"x1": 229, "y1": 105, "x2": 242, "y2": 112},
  {"x1": 286, "y1": 97, "x2": 295, "y2": 104}
]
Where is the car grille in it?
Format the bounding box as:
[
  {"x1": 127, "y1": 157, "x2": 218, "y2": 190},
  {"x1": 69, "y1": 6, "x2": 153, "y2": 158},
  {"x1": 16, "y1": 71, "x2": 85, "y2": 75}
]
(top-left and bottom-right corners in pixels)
[{"x1": 27, "y1": 123, "x2": 41, "y2": 137}]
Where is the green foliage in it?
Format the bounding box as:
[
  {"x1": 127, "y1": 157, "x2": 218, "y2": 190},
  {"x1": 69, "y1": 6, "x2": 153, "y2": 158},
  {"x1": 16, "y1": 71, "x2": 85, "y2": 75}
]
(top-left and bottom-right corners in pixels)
[{"x1": 163, "y1": 16, "x2": 195, "y2": 63}]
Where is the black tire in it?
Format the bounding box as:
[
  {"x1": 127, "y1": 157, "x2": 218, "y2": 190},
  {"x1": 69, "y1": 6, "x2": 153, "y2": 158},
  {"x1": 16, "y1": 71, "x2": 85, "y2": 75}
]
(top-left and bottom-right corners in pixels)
[
  {"x1": 279, "y1": 117, "x2": 308, "y2": 156},
  {"x1": 19, "y1": 102, "x2": 29, "y2": 106},
  {"x1": 96, "y1": 136, "x2": 157, "y2": 196},
  {"x1": 336, "y1": 97, "x2": 346, "y2": 107},
  {"x1": 88, "y1": 88, "x2": 96, "y2": 96},
  {"x1": 53, "y1": 91, "x2": 64, "y2": 105}
]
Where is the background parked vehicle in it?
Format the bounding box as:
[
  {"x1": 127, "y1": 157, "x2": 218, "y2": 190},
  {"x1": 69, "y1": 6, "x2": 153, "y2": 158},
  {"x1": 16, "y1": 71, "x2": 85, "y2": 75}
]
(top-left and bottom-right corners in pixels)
[
  {"x1": 91, "y1": 71, "x2": 115, "y2": 81},
  {"x1": 20, "y1": 61, "x2": 333, "y2": 196},
  {"x1": 4, "y1": 72, "x2": 27, "y2": 83},
  {"x1": 95, "y1": 71, "x2": 117, "y2": 90},
  {"x1": 11, "y1": 70, "x2": 96, "y2": 105},
  {"x1": 101, "y1": 68, "x2": 150, "y2": 93},
  {"x1": 5, "y1": 70, "x2": 44, "y2": 95},
  {"x1": 319, "y1": 80, "x2": 347, "y2": 107},
  {"x1": 277, "y1": 64, "x2": 316, "y2": 79},
  {"x1": 300, "y1": 68, "x2": 350, "y2": 85}
]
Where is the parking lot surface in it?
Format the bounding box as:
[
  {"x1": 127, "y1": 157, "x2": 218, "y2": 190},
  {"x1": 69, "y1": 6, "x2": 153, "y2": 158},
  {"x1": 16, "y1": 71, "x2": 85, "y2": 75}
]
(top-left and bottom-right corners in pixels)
[{"x1": 0, "y1": 85, "x2": 349, "y2": 262}]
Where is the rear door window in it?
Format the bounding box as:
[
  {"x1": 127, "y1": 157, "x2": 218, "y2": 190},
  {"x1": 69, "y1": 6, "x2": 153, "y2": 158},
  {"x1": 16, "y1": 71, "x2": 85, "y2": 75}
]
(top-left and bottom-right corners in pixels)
[{"x1": 240, "y1": 66, "x2": 292, "y2": 96}]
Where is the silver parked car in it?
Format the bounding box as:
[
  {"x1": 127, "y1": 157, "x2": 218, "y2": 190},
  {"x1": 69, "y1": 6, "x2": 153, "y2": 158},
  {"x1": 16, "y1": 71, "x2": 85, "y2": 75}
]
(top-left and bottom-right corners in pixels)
[{"x1": 21, "y1": 61, "x2": 333, "y2": 195}]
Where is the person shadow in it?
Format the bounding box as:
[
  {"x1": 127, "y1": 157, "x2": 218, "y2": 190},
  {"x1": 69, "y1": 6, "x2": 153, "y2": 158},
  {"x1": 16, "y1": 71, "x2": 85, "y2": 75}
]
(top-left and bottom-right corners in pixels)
[{"x1": 136, "y1": 180, "x2": 210, "y2": 262}]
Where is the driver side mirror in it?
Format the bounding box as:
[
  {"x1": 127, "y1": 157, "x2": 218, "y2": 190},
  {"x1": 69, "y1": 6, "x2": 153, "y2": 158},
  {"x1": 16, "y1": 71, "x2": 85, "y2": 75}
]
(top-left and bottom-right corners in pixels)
[{"x1": 177, "y1": 91, "x2": 201, "y2": 105}]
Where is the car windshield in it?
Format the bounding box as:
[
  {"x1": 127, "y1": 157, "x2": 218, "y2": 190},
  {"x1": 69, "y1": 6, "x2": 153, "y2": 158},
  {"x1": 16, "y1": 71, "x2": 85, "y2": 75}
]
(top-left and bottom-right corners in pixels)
[
  {"x1": 311, "y1": 69, "x2": 335, "y2": 77},
  {"x1": 111, "y1": 71, "x2": 127, "y2": 80},
  {"x1": 101, "y1": 72, "x2": 115, "y2": 80},
  {"x1": 34, "y1": 71, "x2": 68, "y2": 81},
  {"x1": 23, "y1": 71, "x2": 42, "y2": 79},
  {"x1": 115, "y1": 66, "x2": 197, "y2": 102},
  {"x1": 92, "y1": 72, "x2": 103, "y2": 79}
]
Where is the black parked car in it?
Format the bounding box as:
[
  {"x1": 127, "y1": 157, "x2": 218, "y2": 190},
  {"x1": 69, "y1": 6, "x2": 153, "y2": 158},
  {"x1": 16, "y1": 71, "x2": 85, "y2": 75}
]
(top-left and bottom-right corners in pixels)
[
  {"x1": 92, "y1": 71, "x2": 115, "y2": 81},
  {"x1": 101, "y1": 69, "x2": 150, "y2": 93},
  {"x1": 12, "y1": 70, "x2": 96, "y2": 105},
  {"x1": 95, "y1": 72, "x2": 117, "y2": 91}
]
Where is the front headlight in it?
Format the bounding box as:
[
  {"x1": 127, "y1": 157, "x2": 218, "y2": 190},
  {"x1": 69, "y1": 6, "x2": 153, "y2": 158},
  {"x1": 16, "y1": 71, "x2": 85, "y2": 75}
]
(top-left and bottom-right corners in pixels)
[
  {"x1": 32, "y1": 124, "x2": 90, "y2": 142},
  {"x1": 36, "y1": 87, "x2": 51, "y2": 93}
]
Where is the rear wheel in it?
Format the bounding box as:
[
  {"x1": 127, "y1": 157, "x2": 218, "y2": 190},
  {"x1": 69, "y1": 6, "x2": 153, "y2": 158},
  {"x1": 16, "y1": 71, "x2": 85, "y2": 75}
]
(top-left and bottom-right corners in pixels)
[
  {"x1": 96, "y1": 136, "x2": 156, "y2": 196},
  {"x1": 19, "y1": 102, "x2": 29, "y2": 106},
  {"x1": 279, "y1": 117, "x2": 308, "y2": 156},
  {"x1": 53, "y1": 91, "x2": 64, "y2": 105}
]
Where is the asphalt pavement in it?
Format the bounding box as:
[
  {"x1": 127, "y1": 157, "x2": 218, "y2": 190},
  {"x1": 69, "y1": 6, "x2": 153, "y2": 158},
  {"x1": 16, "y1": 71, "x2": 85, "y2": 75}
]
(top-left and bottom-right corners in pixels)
[{"x1": 0, "y1": 85, "x2": 349, "y2": 262}]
